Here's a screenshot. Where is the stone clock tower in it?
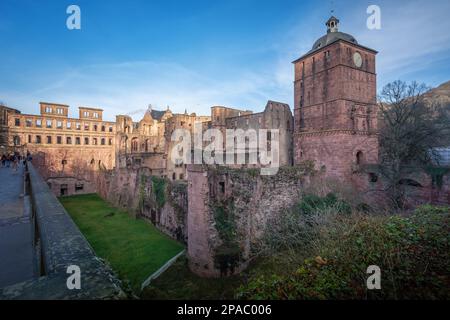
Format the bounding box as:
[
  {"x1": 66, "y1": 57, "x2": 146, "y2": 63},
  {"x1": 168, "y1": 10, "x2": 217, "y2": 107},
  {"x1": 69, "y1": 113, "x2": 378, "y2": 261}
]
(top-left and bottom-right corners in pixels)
[{"x1": 293, "y1": 16, "x2": 379, "y2": 180}]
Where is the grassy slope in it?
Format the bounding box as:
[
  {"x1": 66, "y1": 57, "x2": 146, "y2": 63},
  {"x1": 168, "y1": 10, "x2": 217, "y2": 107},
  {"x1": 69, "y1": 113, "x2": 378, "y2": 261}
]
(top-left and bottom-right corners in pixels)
[{"x1": 60, "y1": 194, "x2": 184, "y2": 290}]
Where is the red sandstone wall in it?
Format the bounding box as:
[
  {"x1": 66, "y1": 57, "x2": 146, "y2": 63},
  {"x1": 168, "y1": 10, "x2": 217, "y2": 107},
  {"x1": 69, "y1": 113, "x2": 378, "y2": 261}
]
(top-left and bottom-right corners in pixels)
[
  {"x1": 187, "y1": 165, "x2": 219, "y2": 277},
  {"x1": 294, "y1": 132, "x2": 378, "y2": 180}
]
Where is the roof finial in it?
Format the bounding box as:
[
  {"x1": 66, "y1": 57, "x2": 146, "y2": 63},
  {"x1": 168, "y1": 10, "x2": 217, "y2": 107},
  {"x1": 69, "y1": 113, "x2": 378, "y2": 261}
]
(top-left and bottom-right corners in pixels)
[
  {"x1": 147, "y1": 104, "x2": 152, "y2": 112},
  {"x1": 326, "y1": 15, "x2": 339, "y2": 33}
]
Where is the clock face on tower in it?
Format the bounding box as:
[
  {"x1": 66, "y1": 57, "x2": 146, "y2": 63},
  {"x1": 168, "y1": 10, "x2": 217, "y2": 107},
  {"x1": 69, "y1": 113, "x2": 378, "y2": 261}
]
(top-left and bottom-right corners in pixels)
[{"x1": 353, "y1": 52, "x2": 362, "y2": 68}]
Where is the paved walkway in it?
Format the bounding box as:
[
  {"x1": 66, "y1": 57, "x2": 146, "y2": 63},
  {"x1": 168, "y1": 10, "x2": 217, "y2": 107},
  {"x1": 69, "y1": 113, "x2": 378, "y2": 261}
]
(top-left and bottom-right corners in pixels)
[{"x1": 0, "y1": 165, "x2": 36, "y2": 288}]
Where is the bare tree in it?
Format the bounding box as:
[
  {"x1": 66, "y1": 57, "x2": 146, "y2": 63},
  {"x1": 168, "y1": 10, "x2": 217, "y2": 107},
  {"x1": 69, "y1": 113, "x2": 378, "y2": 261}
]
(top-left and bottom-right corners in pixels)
[{"x1": 378, "y1": 80, "x2": 450, "y2": 207}]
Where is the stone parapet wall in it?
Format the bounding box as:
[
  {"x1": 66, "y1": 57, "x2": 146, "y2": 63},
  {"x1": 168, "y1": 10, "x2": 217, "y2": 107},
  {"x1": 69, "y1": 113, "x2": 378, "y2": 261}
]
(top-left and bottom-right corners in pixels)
[{"x1": 0, "y1": 162, "x2": 124, "y2": 300}]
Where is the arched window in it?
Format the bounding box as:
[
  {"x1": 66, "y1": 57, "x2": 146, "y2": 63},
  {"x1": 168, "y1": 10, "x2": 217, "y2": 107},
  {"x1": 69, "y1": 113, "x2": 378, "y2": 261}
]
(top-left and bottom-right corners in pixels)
[
  {"x1": 356, "y1": 151, "x2": 364, "y2": 165},
  {"x1": 131, "y1": 138, "x2": 139, "y2": 152}
]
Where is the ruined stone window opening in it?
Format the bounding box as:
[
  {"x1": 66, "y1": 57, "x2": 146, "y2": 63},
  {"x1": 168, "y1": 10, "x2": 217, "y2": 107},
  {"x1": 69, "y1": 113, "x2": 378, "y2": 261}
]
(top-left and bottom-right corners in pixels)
[
  {"x1": 172, "y1": 173, "x2": 176, "y2": 180},
  {"x1": 369, "y1": 173, "x2": 378, "y2": 183},
  {"x1": 75, "y1": 137, "x2": 80, "y2": 145},
  {"x1": 57, "y1": 136, "x2": 62, "y2": 144},
  {"x1": 28, "y1": 135, "x2": 32, "y2": 143},
  {"x1": 101, "y1": 125, "x2": 105, "y2": 132},
  {"x1": 219, "y1": 181, "x2": 225, "y2": 194},
  {"x1": 84, "y1": 123, "x2": 89, "y2": 131},
  {"x1": 131, "y1": 138, "x2": 139, "y2": 152},
  {"x1": 67, "y1": 122, "x2": 72, "y2": 129},
  {"x1": 26, "y1": 119, "x2": 32, "y2": 127},
  {"x1": 179, "y1": 173, "x2": 184, "y2": 180},
  {"x1": 76, "y1": 122, "x2": 81, "y2": 130},
  {"x1": 75, "y1": 183, "x2": 84, "y2": 191},
  {"x1": 101, "y1": 138, "x2": 105, "y2": 145},
  {"x1": 36, "y1": 119, "x2": 42, "y2": 127},
  {"x1": 66, "y1": 137, "x2": 72, "y2": 144},
  {"x1": 60, "y1": 184, "x2": 68, "y2": 196},
  {"x1": 46, "y1": 120, "x2": 52, "y2": 128},
  {"x1": 46, "y1": 136, "x2": 52, "y2": 144},
  {"x1": 94, "y1": 124, "x2": 98, "y2": 131},
  {"x1": 36, "y1": 135, "x2": 41, "y2": 144},
  {"x1": 109, "y1": 138, "x2": 113, "y2": 145},
  {"x1": 57, "y1": 121, "x2": 62, "y2": 129},
  {"x1": 93, "y1": 138, "x2": 98, "y2": 145},
  {"x1": 84, "y1": 137, "x2": 89, "y2": 145}
]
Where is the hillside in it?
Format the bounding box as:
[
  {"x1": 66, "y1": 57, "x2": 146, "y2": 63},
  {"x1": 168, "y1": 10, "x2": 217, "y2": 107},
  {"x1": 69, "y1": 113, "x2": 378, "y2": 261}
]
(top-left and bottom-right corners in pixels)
[{"x1": 424, "y1": 80, "x2": 450, "y2": 104}]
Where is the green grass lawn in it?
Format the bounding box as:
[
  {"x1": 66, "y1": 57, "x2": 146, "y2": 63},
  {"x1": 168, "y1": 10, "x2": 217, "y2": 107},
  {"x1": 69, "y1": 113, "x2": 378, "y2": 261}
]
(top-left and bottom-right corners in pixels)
[{"x1": 60, "y1": 193, "x2": 184, "y2": 291}]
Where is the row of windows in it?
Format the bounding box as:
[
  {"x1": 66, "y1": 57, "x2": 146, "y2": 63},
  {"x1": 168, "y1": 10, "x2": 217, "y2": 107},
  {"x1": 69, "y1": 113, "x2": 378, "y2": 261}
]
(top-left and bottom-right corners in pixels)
[
  {"x1": 23, "y1": 135, "x2": 113, "y2": 146},
  {"x1": 44, "y1": 106, "x2": 65, "y2": 115},
  {"x1": 15, "y1": 118, "x2": 113, "y2": 132},
  {"x1": 82, "y1": 110, "x2": 100, "y2": 118}
]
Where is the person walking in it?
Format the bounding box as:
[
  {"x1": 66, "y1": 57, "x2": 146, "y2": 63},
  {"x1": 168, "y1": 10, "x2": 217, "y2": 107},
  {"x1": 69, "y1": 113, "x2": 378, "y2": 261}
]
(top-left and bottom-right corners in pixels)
[
  {"x1": 1, "y1": 154, "x2": 5, "y2": 168},
  {"x1": 12, "y1": 154, "x2": 18, "y2": 173},
  {"x1": 6, "y1": 154, "x2": 11, "y2": 168}
]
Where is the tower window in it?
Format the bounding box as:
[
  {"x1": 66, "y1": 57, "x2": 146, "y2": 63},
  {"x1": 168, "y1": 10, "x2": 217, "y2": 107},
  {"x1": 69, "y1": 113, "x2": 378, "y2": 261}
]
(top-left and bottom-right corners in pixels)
[{"x1": 356, "y1": 151, "x2": 364, "y2": 165}]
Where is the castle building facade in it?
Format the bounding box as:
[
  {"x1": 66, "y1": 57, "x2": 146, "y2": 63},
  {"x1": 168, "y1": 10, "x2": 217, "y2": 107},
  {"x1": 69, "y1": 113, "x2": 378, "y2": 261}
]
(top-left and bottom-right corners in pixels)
[{"x1": 293, "y1": 16, "x2": 379, "y2": 180}]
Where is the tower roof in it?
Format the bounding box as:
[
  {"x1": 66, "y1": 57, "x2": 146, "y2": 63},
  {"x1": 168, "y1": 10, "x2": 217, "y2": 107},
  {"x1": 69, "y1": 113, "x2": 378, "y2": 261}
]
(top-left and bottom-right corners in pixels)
[{"x1": 292, "y1": 16, "x2": 377, "y2": 63}]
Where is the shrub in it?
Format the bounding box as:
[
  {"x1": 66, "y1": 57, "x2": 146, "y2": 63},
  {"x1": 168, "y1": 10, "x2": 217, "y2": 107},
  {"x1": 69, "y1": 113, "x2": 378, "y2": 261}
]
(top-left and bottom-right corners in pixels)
[
  {"x1": 294, "y1": 193, "x2": 351, "y2": 216},
  {"x1": 239, "y1": 205, "x2": 450, "y2": 299}
]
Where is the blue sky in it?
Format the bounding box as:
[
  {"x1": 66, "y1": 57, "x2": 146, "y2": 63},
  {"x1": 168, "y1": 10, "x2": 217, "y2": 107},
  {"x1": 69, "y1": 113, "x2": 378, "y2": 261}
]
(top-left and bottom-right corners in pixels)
[{"x1": 1, "y1": 0, "x2": 450, "y2": 121}]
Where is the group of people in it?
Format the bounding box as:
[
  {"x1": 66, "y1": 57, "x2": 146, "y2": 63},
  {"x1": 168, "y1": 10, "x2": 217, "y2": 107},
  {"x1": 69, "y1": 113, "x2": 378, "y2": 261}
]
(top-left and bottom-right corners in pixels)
[{"x1": 1, "y1": 151, "x2": 32, "y2": 173}]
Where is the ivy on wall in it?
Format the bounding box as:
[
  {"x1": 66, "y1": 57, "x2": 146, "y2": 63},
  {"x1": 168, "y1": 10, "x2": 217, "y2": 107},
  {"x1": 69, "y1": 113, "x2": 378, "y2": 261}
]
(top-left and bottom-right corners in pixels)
[
  {"x1": 210, "y1": 199, "x2": 241, "y2": 276},
  {"x1": 151, "y1": 176, "x2": 166, "y2": 209}
]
